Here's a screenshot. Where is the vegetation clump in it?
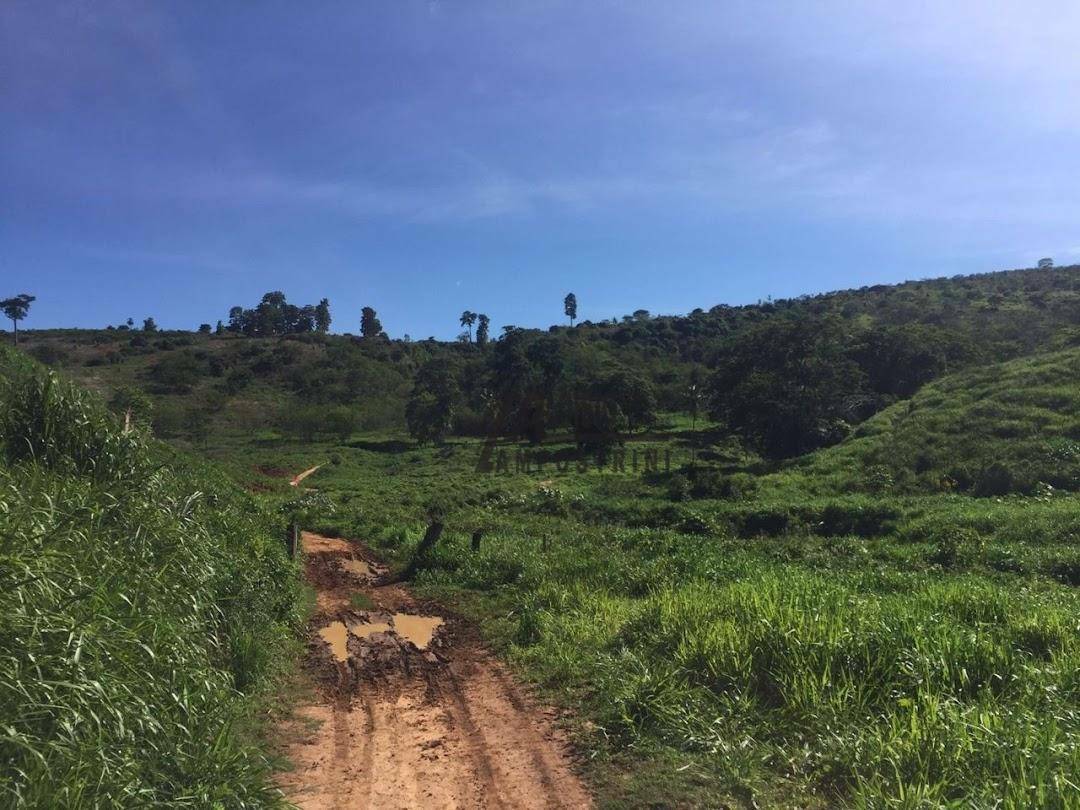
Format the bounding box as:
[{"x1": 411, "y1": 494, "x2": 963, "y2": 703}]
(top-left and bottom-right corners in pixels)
[{"x1": 0, "y1": 348, "x2": 300, "y2": 807}]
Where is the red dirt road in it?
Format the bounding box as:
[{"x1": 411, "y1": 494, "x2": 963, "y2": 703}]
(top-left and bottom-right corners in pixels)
[{"x1": 275, "y1": 531, "x2": 592, "y2": 809}]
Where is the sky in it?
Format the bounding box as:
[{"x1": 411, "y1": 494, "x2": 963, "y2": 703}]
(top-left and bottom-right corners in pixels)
[{"x1": 3, "y1": 1, "x2": 1079, "y2": 338}]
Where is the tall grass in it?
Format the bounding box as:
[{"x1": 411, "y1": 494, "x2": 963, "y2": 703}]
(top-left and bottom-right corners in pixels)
[
  {"x1": 405, "y1": 525, "x2": 1080, "y2": 807},
  {"x1": 0, "y1": 349, "x2": 301, "y2": 807}
]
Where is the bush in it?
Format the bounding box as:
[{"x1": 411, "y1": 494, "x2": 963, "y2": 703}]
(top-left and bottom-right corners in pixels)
[
  {"x1": 973, "y1": 462, "x2": 1020, "y2": 496},
  {"x1": 678, "y1": 510, "x2": 717, "y2": 536},
  {"x1": 738, "y1": 507, "x2": 791, "y2": 537},
  {"x1": 929, "y1": 526, "x2": 985, "y2": 567},
  {"x1": 27, "y1": 343, "x2": 69, "y2": 366},
  {"x1": 1047, "y1": 555, "x2": 1080, "y2": 586},
  {"x1": 667, "y1": 473, "x2": 691, "y2": 502},
  {"x1": 817, "y1": 501, "x2": 900, "y2": 537},
  {"x1": 324, "y1": 406, "x2": 358, "y2": 443}
]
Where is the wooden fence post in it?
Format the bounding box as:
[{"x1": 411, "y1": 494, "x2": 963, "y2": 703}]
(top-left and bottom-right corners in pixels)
[{"x1": 285, "y1": 521, "x2": 298, "y2": 559}]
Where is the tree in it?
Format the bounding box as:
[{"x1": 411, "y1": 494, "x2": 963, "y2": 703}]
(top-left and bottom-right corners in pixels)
[
  {"x1": 315, "y1": 298, "x2": 332, "y2": 333},
  {"x1": 1038, "y1": 257, "x2": 1054, "y2": 270},
  {"x1": 707, "y1": 316, "x2": 864, "y2": 458},
  {"x1": 360, "y1": 306, "x2": 383, "y2": 339},
  {"x1": 564, "y1": 293, "x2": 577, "y2": 326},
  {"x1": 142, "y1": 317, "x2": 157, "y2": 332},
  {"x1": 406, "y1": 360, "x2": 459, "y2": 444},
  {"x1": 278, "y1": 405, "x2": 323, "y2": 442},
  {"x1": 108, "y1": 385, "x2": 153, "y2": 425},
  {"x1": 324, "y1": 406, "x2": 358, "y2": 442},
  {"x1": 475, "y1": 314, "x2": 490, "y2": 348},
  {"x1": 215, "y1": 320, "x2": 225, "y2": 335},
  {"x1": 594, "y1": 367, "x2": 657, "y2": 431},
  {"x1": 198, "y1": 323, "x2": 212, "y2": 334},
  {"x1": 459, "y1": 311, "x2": 477, "y2": 342},
  {"x1": 183, "y1": 406, "x2": 212, "y2": 445},
  {"x1": 1, "y1": 293, "x2": 35, "y2": 346},
  {"x1": 227, "y1": 306, "x2": 245, "y2": 333}
]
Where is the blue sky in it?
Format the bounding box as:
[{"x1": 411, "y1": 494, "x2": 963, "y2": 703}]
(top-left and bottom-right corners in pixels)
[{"x1": 3, "y1": 1, "x2": 1078, "y2": 337}]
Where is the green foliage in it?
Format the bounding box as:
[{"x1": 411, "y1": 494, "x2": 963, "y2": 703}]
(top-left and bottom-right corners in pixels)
[
  {"x1": 226, "y1": 291, "x2": 324, "y2": 336},
  {"x1": 406, "y1": 360, "x2": 459, "y2": 444},
  {"x1": 2, "y1": 293, "x2": 35, "y2": 344},
  {"x1": 774, "y1": 348, "x2": 1080, "y2": 496},
  {"x1": 109, "y1": 384, "x2": 154, "y2": 424},
  {"x1": 564, "y1": 292, "x2": 577, "y2": 325},
  {"x1": 0, "y1": 347, "x2": 300, "y2": 806},
  {"x1": 360, "y1": 306, "x2": 383, "y2": 339}
]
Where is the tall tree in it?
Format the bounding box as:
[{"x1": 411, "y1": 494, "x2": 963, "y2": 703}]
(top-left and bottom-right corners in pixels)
[
  {"x1": 459, "y1": 310, "x2": 477, "y2": 342},
  {"x1": 314, "y1": 298, "x2": 332, "y2": 333},
  {"x1": 1, "y1": 293, "x2": 35, "y2": 346},
  {"x1": 406, "y1": 360, "x2": 459, "y2": 444},
  {"x1": 564, "y1": 292, "x2": 577, "y2": 326},
  {"x1": 360, "y1": 306, "x2": 383, "y2": 339},
  {"x1": 227, "y1": 306, "x2": 245, "y2": 333},
  {"x1": 142, "y1": 317, "x2": 157, "y2": 332},
  {"x1": 475, "y1": 314, "x2": 490, "y2": 348}
]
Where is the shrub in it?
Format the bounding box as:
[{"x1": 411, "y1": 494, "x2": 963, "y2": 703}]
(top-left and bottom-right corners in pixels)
[
  {"x1": 817, "y1": 501, "x2": 900, "y2": 537},
  {"x1": 929, "y1": 526, "x2": 985, "y2": 567},
  {"x1": 738, "y1": 507, "x2": 791, "y2": 537},
  {"x1": 973, "y1": 462, "x2": 1019, "y2": 496},
  {"x1": 667, "y1": 473, "x2": 691, "y2": 502},
  {"x1": 1047, "y1": 555, "x2": 1080, "y2": 586},
  {"x1": 678, "y1": 510, "x2": 717, "y2": 536},
  {"x1": 27, "y1": 343, "x2": 69, "y2": 366}
]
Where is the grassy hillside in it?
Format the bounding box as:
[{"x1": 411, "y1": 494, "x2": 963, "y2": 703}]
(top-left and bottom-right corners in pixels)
[
  {"x1": 208, "y1": 346, "x2": 1080, "y2": 807},
  {"x1": 775, "y1": 346, "x2": 1080, "y2": 497},
  {"x1": 16, "y1": 264, "x2": 1080, "y2": 460},
  {"x1": 0, "y1": 347, "x2": 301, "y2": 807}
]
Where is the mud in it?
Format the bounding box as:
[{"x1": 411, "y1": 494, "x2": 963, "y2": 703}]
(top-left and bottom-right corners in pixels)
[{"x1": 276, "y1": 529, "x2": 592, "y2": 809}]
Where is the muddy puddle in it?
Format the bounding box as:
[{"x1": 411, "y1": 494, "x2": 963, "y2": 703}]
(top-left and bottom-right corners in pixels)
[
  {"x1": 339, "y1": 559, "x2": 376, "y2": 579},
  {"x1": 317, "y1": 613, "x2": 445, "y2": 662},
  {"x1": 317, "y1": 622, "x2": 352, "y2": 662},
  {"x1": 390, "y1": 614, "x2": 443, "y2": 648}
]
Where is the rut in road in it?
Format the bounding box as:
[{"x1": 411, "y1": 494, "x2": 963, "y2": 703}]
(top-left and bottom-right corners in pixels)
[{"x1": 275, "y1": 529, "x2": 593, "y2": 809}]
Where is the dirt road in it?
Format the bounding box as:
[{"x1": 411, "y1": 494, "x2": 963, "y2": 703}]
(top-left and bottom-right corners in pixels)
[
  {"x1": 275, "y1": 530, "x2": 592, "y2": 809},
  {"x1": 290, "y1": 465, "x2": 324, "y2": 487}
]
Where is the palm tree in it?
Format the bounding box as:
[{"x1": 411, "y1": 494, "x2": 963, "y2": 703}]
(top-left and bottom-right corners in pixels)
[{"x1": 460, "y1": 310, "x2": 477, "y2": 342}]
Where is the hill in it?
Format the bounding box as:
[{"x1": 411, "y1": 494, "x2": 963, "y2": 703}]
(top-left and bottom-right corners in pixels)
[
  {"x1": 777, "y1": 346, "x2": 1080, "y2": 497},
  {"x1": 14, "y1": 264, "x2": 1080, "y2": 460}
]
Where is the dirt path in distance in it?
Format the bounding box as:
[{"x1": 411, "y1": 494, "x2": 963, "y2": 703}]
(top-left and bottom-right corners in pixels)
[
  {"x1": 290, "y1": 465, "x2": 324, "y2": 487},
  {"x1": 275, "y1": 530, "x2": 592, "y2": 809}
]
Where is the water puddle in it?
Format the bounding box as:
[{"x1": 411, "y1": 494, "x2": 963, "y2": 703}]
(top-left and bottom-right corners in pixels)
[
  {"x1": 391, "y1": 614, "x2": 444, "y2": 649},
  {"x1": 340, "y1": 559, "x2": 375, "y2": 579},
  {"x1": 317, "y1": 622, "x2": 351, "y2": 662},
  {"x1": 318, "y1": 613, "x2": 445, "y2": 661}
]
